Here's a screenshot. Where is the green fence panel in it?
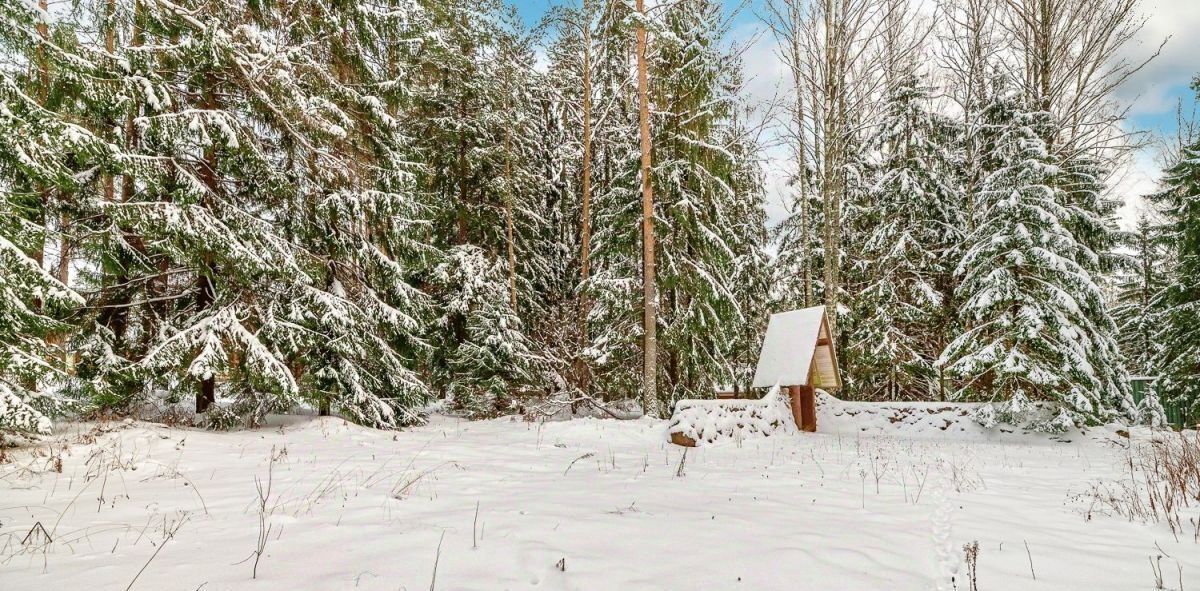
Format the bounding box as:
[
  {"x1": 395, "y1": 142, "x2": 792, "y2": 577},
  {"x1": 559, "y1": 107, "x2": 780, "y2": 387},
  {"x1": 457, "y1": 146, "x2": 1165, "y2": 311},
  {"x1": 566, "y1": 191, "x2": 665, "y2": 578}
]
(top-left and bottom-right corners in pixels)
[{"x1": 1131, "y1": 377, "x2": 1192, "y2": 428}]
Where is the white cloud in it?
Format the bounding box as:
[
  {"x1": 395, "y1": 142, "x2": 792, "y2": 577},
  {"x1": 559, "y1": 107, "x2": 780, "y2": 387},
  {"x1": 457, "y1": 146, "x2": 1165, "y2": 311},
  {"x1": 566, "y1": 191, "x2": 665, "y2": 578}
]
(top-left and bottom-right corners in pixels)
[
  {"x1": 731, "y1": 21, "x2": 795, "y2": 229},
  {"x1": 729, "y1": 0, "x2": 1196, "y2": 231},
  {"x1": 1111, "y1": 149, "x2": 1162, "y2": 230},
  {"x1": 1115, "y1": 0, "x2": 1200, "y2": 118}
]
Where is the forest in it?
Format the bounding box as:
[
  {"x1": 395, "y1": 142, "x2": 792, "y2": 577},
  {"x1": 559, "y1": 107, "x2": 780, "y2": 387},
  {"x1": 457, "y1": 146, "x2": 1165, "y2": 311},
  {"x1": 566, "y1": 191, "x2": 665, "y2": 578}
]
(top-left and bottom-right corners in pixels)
[{"x1": 1, "y1": 0, "x2": 1198, "y2": 436}]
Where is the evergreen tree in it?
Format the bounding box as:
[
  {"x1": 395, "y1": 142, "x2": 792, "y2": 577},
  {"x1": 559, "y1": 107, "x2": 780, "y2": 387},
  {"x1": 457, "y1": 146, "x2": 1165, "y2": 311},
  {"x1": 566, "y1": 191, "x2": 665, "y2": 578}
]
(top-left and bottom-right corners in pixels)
[
  {"x1": 265, "y1": 0, "x2": 434, "y2": 427},
  {"x1": 938, "y1": 80, "x2": 1132, "y2": 429},
  {"x1": 66, "y1": 0, "x2": 435, "y2": 426},
  {"x1": 0, "y1": 0, "x2": 110, "y2": 433},
  {"x1": 722, "y1": 109, "x2": 773, "y2": 396},
  {"x1": 585, "y1": 0, "x2": 649, "y2": 403},
  {"x1": 1149, "y1": 94, "x2": 1200, "y2": 420},
  {"x1": 429, "y1": 246, "x2": 537, "y2": 416},
  {"x1": 0, "y1": 180, "x2": 83, "y2": 433},
  {"x1": 405, "y1": 2, "x2": 546, "y2": 412},
  {"x1": 847, "y1": 74, "x2": 963, "y2": 401},
  {"x1": 642, "y1": 0, "x2": 769, "y2": 407},
  {"x1": 1112, "y1": 215, "x2": 1169, "y2": 376},
  {"x1": 0, "y1": 223, "x2": 79, "y2": 434},
  {"x1": 526, "y1": 9, "x2": 598, "y2": 400}
]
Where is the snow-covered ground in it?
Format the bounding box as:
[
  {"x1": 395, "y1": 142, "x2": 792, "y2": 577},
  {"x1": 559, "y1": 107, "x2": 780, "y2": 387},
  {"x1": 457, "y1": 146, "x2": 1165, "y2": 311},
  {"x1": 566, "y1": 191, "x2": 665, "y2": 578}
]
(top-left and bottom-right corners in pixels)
[{"x1": 1, "y1": 400, "x2": 1196, "y2": 590}]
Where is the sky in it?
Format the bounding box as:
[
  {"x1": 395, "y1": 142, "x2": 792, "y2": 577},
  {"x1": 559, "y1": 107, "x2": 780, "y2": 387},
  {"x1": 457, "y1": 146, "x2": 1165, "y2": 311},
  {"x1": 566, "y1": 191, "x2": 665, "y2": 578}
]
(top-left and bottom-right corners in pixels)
[{"x1": 513, "y1": 0, "x2": 1200, "y2": 227}]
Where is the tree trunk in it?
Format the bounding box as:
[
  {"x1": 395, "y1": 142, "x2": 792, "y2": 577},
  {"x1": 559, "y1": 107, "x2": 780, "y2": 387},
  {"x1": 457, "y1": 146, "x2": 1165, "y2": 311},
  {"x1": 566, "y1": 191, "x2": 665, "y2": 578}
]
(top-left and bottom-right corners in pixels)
[
  {"x1": 99, "y1": 0, "x2": 118, "y2": 268},
  {"x1": 792, "y1": 38, "x2": 812, "y2": 308},
  {"x1": 635, "y1": 0, "x2": 659, "y2": 418},
  {"x1": 196, "y1": 71, "x2": 219, "y2": 414},
  {"x1": 502, "y1": 50, "x2": 518, "y2": 312},
  {"x1": 195, "y1": 264, "x2": 216, "y2": 413},
  {"x1": 503, "y1": 135, "x2": 517, "y2": 311},
  {"x1": 107, "y1": 0, "x2": 147, "y2": 359},
  {"x1": 34, "y1": 0, "x2": 49, "y2": 273},
  {"x1": 456, "y1": 87, "x2": 470, "y2": 246},
  {"x1": 579, "y1": 21, "x2": 594, "y2": 296},
  {"x1": 577, "y1": 21, "x2": 595, "y2": 395}
]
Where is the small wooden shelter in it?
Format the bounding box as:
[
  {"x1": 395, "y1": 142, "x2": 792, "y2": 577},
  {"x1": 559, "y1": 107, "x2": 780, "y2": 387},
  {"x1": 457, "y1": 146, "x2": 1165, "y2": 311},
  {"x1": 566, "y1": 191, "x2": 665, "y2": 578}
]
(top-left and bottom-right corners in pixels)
[{"x1": 751, "y1": 306, "x2": 842, "y2": 432}]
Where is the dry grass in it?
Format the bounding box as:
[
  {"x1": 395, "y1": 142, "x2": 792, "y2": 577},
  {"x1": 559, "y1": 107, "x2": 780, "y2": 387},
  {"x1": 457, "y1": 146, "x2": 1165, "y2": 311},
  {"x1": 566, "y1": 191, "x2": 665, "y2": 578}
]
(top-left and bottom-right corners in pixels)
[{"x1": 1083, "y1": 431, "x2": 1200, "y2": 543}]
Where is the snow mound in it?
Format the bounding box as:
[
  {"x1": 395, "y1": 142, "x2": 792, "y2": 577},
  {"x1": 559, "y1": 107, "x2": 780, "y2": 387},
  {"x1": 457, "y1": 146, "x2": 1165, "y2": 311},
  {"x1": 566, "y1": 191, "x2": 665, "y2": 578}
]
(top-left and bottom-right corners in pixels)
[
  {"x1": 667, "y1": 386, "x2": 797, "y2": 446},
  {"x1": 668, "y1": 389, "x2": 1093, "y2": 446},
  {"x1": 818, "y1": 393, "x2": 1087, "y2": 441},
  {"x1": 819, "y1": 395, "x2": 980, "y2": 437}
]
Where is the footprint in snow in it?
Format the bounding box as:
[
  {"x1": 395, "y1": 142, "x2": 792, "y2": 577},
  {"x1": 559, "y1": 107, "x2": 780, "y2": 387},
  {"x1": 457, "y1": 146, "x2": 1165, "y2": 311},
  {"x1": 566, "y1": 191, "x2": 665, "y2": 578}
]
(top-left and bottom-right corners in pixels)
[{"x1": 929, "y1": 476, "x2": 960, "y2": 591}]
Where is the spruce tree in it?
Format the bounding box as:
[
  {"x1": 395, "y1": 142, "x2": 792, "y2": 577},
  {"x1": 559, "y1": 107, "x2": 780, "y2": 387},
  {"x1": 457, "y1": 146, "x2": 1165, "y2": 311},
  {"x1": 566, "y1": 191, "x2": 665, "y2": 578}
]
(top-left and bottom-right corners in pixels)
[
  {"x1": 430, "y1": 246, "x2": 537, "y2": 416},
  {"x1": 0, "y1": 0, "x2": 778, "y2": 425},
  {"x1": 70, "y1": 0, "x2": 435, "y2": 425},
  {"x1": 585, "y1": 0, "x2": 648, "y2": 402},
  {"x1": 848, "y1": 74, "x2": 963, "y2": 400},
  {"x1": 938, "y1": 80, "x2": 1132, "y2": 429},
  {"x1": 263, "y1": 0, "x2": 434, "y2": 427},
  {"x1": 638, "y1": 0, "x2": 769, "y2": 407},
  {"x1": 1112, "y1": 215, "x2": 1169, "y2": 376},
  {"x1": 0, "y1": 0, "x2": 110, "y2": 433},
  {"x1": 1149, "y1": 95, "x2": 1200, "y2": 420},
  {"x1": 0, "y1": 184, "x2": 83, "y2": 433}
]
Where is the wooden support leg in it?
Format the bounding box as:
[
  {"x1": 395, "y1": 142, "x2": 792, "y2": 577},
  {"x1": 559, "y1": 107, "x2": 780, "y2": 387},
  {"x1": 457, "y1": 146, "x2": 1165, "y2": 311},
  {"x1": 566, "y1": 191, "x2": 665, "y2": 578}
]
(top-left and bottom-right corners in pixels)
[
  {"x1": 788, "y1": 384, "x2": 817, "y2": 433},
  {"x1": 798, "y1": 385, "x2": 817, "y2": 432},
  {"x1": 787, "y1": 385, "x2": 804, "y2": 431}
]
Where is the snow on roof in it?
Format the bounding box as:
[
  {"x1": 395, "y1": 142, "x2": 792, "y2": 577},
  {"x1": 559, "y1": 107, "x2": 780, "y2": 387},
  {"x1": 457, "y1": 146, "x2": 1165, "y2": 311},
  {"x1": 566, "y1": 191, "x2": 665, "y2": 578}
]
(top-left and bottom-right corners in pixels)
[{"x1": 751, "y1": 306, "x2": 841, "y2": 389}]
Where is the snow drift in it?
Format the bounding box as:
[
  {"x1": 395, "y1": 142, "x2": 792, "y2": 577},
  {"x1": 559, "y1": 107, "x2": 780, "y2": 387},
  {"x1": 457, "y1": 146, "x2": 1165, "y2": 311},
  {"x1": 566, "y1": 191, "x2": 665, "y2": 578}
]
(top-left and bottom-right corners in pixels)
[{"x1": 667, "y1": 386, "x2": 798, "y2": 446}]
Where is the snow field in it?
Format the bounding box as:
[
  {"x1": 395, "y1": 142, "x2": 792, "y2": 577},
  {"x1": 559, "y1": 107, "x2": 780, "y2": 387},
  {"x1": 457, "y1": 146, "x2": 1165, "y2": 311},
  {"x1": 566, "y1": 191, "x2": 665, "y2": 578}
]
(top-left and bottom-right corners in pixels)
[{"x1": 1, "y1": 410, "x2": 1197, "y2": 590}]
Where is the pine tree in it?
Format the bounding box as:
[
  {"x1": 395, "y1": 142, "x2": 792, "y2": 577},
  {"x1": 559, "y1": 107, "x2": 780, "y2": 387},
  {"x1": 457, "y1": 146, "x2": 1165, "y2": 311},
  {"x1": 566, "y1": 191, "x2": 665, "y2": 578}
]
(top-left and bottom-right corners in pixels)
[{"x1": 938, "y1": 79, "x2": 1132, "y2": 429}]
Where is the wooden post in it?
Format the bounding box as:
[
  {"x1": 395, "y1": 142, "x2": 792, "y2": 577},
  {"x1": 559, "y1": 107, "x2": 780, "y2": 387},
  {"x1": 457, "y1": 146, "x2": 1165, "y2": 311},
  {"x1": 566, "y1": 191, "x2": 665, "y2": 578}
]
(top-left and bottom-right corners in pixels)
[
  {"x1": 799, "y1": 384, "x2": 816, "y2": 432},
  {"x1": 788, "y1": 384, "x2": 817, "y2": 433},
  {"x1": 787, "y1": 385, "x2": 804, "y2": 431}
]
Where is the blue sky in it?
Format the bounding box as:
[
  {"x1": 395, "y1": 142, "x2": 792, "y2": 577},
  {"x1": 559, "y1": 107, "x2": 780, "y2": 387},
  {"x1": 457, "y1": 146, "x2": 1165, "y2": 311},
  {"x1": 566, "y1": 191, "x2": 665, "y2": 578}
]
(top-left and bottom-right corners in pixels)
[
  {"x1": 513, "y1": 0, "x2": 1199, "y2": 223},
  {"x1": 1128, "y1": 83, "x2": 1197, "y2": 136},
  {"x1": 512, "y1": 0, "x2": 1196, "y2": 135}
]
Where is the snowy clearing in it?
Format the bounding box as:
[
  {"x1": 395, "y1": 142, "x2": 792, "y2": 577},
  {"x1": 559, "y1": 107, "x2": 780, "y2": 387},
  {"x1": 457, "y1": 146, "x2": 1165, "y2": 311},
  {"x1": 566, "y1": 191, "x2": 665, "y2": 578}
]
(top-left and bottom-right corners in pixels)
[{"x1": 1, "y1": 402, "x2": 1197, "y2": 591}]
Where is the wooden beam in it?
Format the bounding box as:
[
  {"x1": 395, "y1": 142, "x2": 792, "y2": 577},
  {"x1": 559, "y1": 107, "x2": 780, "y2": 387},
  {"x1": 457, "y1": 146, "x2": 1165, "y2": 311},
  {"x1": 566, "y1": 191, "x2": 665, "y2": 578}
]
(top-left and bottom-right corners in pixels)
[{"x1": 820, "y1": 315, "x2": 843, "y2": 390}]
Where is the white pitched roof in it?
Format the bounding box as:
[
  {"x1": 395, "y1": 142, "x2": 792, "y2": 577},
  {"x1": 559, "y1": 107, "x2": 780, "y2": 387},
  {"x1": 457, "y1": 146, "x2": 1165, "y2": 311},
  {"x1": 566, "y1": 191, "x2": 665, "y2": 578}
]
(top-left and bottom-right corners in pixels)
[{"x1": 751, "y1": 306, "x2": 840, "y2": 389}]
